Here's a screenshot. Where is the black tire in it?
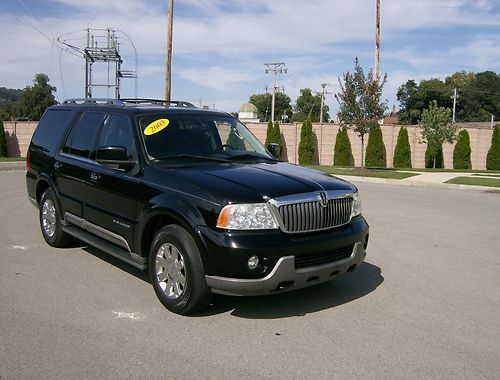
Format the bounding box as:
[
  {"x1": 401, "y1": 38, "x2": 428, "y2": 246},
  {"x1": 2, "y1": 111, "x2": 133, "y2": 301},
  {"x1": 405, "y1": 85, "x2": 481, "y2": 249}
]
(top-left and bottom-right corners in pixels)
[
  {"x1": 39, "y1": 188, "x2": 72, "y2": 247},
  {"x1": 149, "y1": 224, "x2": 212, "y2": 315}
]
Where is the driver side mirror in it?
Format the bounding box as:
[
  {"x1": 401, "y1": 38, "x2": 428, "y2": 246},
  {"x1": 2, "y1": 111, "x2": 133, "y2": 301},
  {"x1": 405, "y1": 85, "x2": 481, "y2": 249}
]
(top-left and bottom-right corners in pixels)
[
  {"x1": 267, "y1": 143, "x2": 281, "y2": 158},
  {"x1": 96, "y1": 146, "x2": 137, "y2": 170}
]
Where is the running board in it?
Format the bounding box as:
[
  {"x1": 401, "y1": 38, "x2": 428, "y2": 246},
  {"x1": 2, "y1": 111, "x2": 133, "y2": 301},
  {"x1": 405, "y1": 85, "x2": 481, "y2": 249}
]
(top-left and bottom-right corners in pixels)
[{"x1": 62, "y1": 225, "x2": 147, "y2": 270}]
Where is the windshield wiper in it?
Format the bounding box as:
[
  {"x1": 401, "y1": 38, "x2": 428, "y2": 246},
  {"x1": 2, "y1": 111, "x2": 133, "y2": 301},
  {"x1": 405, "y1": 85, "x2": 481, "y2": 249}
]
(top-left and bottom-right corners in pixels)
[
  {"x1": 153, "y1": 154, "x2": 231, "y2": 163},
  {"x1": 226, "y1": 153, "x2": 277, "y2": 162}
]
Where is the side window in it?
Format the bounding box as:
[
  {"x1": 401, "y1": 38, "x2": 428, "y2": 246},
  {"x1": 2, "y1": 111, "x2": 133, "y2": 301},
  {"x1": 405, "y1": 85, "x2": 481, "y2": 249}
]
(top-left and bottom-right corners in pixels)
[
  {"x1": 97, "y1": 113, "x2": 135, "y2": 159},
  {"x1": 31, "y1": 109, "x2": 72, "y2": 153},
  {"x1": 63, "y1": 112, "x2": 104, "y2": 159}
]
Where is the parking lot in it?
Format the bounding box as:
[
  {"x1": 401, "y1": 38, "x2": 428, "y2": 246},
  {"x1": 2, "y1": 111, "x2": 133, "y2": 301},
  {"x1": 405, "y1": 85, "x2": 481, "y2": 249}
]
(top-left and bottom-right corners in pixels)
[{"x1": 1, "y1": 170, "x2": 499, "y2": 379}]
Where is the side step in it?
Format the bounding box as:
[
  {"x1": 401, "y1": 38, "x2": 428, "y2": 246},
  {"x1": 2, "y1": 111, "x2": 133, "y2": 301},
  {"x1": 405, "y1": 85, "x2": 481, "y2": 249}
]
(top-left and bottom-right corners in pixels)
[{"x1": 62, "y1": 225, "x2": 147, "y2": 270}]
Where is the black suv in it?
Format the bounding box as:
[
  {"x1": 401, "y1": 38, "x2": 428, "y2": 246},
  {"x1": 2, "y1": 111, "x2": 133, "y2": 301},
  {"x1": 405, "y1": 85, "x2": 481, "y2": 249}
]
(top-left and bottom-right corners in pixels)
[{"x1": 26, "y1": 98, "x2": 369, "y2": 315}]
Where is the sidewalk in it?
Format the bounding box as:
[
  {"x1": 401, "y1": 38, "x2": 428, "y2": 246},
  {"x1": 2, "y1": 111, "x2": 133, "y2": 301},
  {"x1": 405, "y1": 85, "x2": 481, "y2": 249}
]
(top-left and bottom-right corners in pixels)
[{"x1": 335, "y1": 171, "x2": 500, "y2": 192}]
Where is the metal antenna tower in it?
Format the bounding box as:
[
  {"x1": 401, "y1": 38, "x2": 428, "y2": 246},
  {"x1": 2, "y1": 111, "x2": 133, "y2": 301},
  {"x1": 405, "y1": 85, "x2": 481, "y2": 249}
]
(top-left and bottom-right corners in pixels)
[
  {"x1": 264, "y1": 62, "x2": 287, "y2": 123},
  {"x1": 83, "y1": 28, "x2": 136, "y2": 98}
]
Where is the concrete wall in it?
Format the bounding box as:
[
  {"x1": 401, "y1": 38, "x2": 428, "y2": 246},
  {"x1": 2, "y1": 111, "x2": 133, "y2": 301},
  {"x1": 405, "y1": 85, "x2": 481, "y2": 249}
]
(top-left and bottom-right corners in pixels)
[{"x1": 3, "y1": 120, "x2": 495, "y2": 170}]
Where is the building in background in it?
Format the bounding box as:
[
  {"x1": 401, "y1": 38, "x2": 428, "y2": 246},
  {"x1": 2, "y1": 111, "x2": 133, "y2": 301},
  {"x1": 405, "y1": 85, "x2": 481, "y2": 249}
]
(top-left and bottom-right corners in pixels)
[{"x1": 238, "y1": 103, "x2": 260, "y2": 123}]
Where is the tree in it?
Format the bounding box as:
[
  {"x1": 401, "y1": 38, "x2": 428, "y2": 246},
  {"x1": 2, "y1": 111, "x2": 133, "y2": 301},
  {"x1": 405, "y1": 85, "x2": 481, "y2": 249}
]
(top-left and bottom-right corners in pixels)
[
  {"x1": 0, "y1": 119, "x2": 7, "y2": 157},
  {"x1": 249, "y1": 92, "x2": 292, "y2": 122},
  {"x1": 486, "y1": 125, "x2": 500, "y2": 170},
  {"x1": 425, "y1": 143, "x2": 444, "y2": 168},
  {"x1": 393, "y1": 127, "x2": 412, "y2": 168},
  {"x1": 333, "y1": 127, "x2": 353, "y2": 166},
  {"x1": 420, "y1": 101, "x2": 457, "y2": 168},
  {"x1": 17, "y1": 74, "x2": 57, "y2": 120},
  {"x1": 458, "y1": 71, "x2": 500, "y2": 122},
  {"x1": 273, "y1": 121, "x2": 283, "y2": 158},
  {"x1": 453, "y1": 129, "x2": 471, "y2": 169},
  {"x1": 292, "y1": 88, "x2": 329, "y2": 122},
  {"x1": 298, "y1": 116, "x2": 314, "y2": 165},
  {"x1": 335, "y1": 57, "x2": 387, "y2": 167},
  {"x1": 265, "y1": 120, "x2": 274, "y2": 146},
  {"x1": 365, "y1": 125, "x2": 386, "y2": 167}
]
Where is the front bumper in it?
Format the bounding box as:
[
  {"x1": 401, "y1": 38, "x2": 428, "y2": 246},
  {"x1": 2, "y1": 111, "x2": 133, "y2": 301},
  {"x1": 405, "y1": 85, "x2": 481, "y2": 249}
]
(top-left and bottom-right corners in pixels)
[{"x1": 205, "y1": 241, "x2": 366, "y2": 296}]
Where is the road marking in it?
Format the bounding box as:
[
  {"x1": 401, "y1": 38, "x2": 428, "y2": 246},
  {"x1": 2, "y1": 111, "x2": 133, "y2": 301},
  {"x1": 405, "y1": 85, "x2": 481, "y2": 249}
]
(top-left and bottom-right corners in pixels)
[
  {"x1": 112, "y1": 311, "x2": 143, "y2": 321},
  {"x1": 11, "y1": 245, "x2": 28, "y2": 250}
]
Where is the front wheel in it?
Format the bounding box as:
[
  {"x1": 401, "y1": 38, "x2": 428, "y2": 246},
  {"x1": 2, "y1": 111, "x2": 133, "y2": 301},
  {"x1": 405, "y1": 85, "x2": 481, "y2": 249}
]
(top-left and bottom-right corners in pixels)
[{"x1": 149, "y1": 225, "x2": 211, "y2": 315}]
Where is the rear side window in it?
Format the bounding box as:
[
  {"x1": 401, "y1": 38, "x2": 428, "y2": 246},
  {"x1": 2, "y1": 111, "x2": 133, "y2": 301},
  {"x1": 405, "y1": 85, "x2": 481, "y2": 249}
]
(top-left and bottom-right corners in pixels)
[
  {"x1": 31, "y1": 109, "x2": 72, "y2": 152},
  {"x1": 63, "y1": 112, "x2": 104, "y2": 159}
]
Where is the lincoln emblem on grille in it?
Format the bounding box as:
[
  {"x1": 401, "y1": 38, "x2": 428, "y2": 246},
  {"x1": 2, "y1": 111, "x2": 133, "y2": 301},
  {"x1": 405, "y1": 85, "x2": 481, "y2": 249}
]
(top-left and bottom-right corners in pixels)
[{"x1": 318, "y1": 191, "x2": 328, "y2": 208}]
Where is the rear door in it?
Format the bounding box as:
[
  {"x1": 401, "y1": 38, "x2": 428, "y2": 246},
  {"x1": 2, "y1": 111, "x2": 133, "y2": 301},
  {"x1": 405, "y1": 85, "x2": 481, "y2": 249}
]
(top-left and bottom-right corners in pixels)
[
  {"x1": 54, "y1": 111, "x2": 105, "y2": 218},
  {"x1": 84, "y1": 113, "x2": 141, "y2": 251}
]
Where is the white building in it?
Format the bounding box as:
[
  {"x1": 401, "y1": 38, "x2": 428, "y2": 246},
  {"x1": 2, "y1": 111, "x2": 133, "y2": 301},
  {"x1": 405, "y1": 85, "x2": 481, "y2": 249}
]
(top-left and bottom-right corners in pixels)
[{"x1": 238, "y1": 103, "x2": 260, "y2": 123}]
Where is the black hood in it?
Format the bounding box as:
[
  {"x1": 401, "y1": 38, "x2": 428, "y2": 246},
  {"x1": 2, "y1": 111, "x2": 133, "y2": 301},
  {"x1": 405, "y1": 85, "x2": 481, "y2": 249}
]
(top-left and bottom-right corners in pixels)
[{"x1": 150, "y1": 162, "x2": 355, "y2": 206}]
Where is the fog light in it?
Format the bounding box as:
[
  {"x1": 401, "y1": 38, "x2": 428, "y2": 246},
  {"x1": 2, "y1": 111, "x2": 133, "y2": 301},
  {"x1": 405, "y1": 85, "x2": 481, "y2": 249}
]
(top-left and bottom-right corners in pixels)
[{"x1": 247, "y1": 255, "x2": 259, "y2": 270}]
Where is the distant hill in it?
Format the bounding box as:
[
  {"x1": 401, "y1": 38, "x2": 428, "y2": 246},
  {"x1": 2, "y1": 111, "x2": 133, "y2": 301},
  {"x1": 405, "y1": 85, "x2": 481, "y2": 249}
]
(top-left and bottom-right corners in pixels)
[{"x1": 0, "y1": 87, "x2": 23, "y2": 106}]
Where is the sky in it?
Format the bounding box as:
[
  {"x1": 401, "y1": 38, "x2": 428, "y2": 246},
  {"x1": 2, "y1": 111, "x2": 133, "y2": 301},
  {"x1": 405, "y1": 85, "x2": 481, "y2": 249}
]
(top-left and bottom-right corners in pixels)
[{"x1": 0, "y1": 0, "x2": 499, "y2": 116}]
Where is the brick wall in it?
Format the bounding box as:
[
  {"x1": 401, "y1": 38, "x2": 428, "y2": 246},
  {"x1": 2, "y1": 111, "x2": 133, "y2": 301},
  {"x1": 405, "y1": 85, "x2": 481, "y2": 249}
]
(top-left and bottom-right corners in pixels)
[{"x1": 3, "y1": 120, "x2": 495, "y2": 170}]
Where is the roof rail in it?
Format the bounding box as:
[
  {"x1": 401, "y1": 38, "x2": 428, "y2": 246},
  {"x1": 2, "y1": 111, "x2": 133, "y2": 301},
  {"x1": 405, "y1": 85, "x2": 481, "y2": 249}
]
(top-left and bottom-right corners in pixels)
[
  {"x1": 120, "y1": 98, "x2": 197, "y2": 108},
  {"x1": 62, "y1": 98, "x2": 125, "y2": 105}
]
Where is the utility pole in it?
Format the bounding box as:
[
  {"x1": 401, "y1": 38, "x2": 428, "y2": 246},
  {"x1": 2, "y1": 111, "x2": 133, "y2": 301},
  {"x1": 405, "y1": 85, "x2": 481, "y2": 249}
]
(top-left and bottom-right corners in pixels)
[
  {"x1": 317, "y1": 83, "x2": 332, "y2": 124},
  {"x1": 165, "y1": 0, "x2": 174, "y2": 101},
  {"x1": 264, "y1": 62, "x2": 286, "y2": 123},
  {"x1": 375, "y1": 0, "x2": 380, "y2": 83},
  {"x1": 452, "y1": 88, "x2": 458, "y2": 123}
]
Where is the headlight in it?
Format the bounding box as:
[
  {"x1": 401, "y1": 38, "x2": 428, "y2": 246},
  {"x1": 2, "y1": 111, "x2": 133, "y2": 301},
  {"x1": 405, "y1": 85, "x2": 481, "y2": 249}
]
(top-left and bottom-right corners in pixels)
[
  {"x1": 216, "y1": 203, "x2": 278, "y2": 230},
  {"x1": 351, "y1": 192, "x2": 362, "y2": 217}
]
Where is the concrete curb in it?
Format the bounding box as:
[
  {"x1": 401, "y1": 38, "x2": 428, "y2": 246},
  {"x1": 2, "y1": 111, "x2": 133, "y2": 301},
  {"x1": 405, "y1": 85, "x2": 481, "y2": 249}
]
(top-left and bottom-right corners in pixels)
[
  {"x1": 0, "y1": 161, "x2": 25, "y2": 171},
  {"x1": 334, "y1": 174, "x2": 499, "y2": 192}
]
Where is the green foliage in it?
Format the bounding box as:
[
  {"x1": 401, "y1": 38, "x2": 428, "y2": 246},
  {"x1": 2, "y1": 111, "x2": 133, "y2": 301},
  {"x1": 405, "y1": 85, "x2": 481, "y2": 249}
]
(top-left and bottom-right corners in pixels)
[
  {"x1": 265, "y1": 120, "x2": 274, "y2": 146},
  {"x1": 453, "y1": 129, "x2": 471, "y2": 169},
  {"x1": 365, "y1": 125, "x2": 386, "y2": 167},
  {"x1": 393, "y1": 127, "x2": 412, "y2": 168},
  {"x1": 292, "y1": 88, "x2": 329, "y2": 122},
  {"x1": 335, "y1": 57, "x2": 387, "y2": 167},
  {"x1": 249, "y1": 92, "x2": 292, "y2": 122},
  {"x1": 397, "y1": 70, "x2": 500, "y2": 124},
  {"x1": 227, "y1": 128, "x2": 246, "y2": 150},
  {"x1": 333, "y1": 127, "x2": 353, "y2": 166},
  {"x1": 17, "y1": 74, "x2": 57, "y2": 120},
  {"x1": 420, "y1": 100, "x2": 457, "y2": 150},
  {"x1": 0, "y1": 119, "x2": 7, "y2": 157},
  {"x1": 425, "y1": 142, "x2": 444, "y2": 168},
  {"x1": 486, "y1": 126, "x2": 500, "y2": 170},
  {"x1": 273, "y1": 121, "x2": 283, "y2": 158},
  {"x1": 298, "y1": 116, "x2": 315, "y2": 165}
]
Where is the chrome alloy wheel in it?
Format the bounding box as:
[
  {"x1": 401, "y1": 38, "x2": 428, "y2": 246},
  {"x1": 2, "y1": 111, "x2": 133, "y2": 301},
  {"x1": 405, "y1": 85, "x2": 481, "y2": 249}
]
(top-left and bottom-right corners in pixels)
[
  {"x1": 41, "y1": 199, "x2": 57, "y2": 237},
  {"x1": 155, "y1": 243, "x2": 186, "y2": 299}
]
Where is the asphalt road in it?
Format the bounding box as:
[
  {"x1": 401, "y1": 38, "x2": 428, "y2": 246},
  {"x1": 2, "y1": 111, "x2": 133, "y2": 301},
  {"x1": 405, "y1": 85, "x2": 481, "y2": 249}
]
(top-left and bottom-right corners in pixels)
[{"x1": 1, "y1": 170, "x2": 499, "y2": 379}]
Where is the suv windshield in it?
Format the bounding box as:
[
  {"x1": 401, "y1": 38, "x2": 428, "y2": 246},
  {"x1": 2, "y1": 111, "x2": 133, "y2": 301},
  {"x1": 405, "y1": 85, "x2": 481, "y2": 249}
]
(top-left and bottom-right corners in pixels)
[{"x1": 138, "y1": 113, "x2": 275, "y2": 162}]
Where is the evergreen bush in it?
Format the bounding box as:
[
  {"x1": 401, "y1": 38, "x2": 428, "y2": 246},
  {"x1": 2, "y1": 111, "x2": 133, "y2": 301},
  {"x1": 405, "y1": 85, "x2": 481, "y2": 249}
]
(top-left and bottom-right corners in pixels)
[
  {"x1": 0, "y1": 120, "x2": 7, "y2": 157},
  {"x1": 298, "y1": 116, "x2": 314, "y2": 165},
  {"x1": 365, "y1": 125, "x2": 386, "y2": 167},
  {"x1": 486, "y1": 125, "x2": 500, "y2": 170},
  {"x1": 425, "y1": 142, "x2": 444, "y2": 168},
  {"x1": 453, "y1": 129, "x2": 471, "y2": 169},
  {"x1": 333, "y1": 127, "x2": 353, "y2": 166},
  {"x1": 393, "y1": 127, "x2": 412, "y2": 168},
  {"x1": 227, "y1": 128, "x2": 245, "y2": 150},
  {"x1": 273, "y1": 121, "x2": 283, "y2": 158},
  {"x1": 264, "y1": 120, "x2": 274, "y2": 146}
]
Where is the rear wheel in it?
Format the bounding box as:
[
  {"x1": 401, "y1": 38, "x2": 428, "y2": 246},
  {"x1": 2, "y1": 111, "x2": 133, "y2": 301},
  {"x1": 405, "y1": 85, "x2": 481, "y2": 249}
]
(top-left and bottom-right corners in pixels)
[
  {"x1": 149, "y1": 225, "x2": 211, "y2": 315},
  {"x1": 39, "y1": 188, "x2": 72, "y2": 247}
]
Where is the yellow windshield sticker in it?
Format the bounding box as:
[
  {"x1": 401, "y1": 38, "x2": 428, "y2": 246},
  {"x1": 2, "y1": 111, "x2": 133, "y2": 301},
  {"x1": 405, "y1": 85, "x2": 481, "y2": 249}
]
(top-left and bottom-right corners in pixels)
[{"x1": 144, "y1": 119, "x2": 170, "y2": 136}]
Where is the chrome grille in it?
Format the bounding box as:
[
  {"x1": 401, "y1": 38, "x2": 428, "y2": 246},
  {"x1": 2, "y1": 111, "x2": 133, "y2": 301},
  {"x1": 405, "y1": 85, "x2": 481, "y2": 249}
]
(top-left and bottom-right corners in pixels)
[{"x1": 276, "y1": 196, "x2": 353, "y2": 233}]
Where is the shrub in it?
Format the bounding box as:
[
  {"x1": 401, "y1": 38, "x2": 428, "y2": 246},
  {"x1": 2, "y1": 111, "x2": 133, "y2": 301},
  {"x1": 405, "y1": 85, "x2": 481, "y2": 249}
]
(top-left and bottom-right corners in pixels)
[
  {"x1": 298, "y1": 116, "x2": 314, "y2": 165},
  {"x1": 273, "y1": 121, "x2": 283, "y2": 158},
  {"x1": 365, "y1": 125, "x2": 386, "y2": 167},
  {"x1": 0, "y1": 119, "x2": 7, "y2": 157},
  {"x1": 453, "y1": 129, "x2": 471, "y2": 169},
  {"x1": 486, "y1": 125, "x2": 500, "y2": 170},
  {"x1": 264, "y1": 120, "x2": 274, "y2": 146},
  {"x1": 425, "y1": 142, "x2": 444, "y2": 168},
  {"x1": 393, "y1": 127, "x2": 412, "y2": 168},
  {"x1": 333, "y1": 127, "x2": 353, "y2": 166}
]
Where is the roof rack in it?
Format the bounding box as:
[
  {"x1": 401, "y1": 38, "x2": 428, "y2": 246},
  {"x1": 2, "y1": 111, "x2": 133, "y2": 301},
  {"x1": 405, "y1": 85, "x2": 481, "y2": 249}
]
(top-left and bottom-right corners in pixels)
[
  {"x1": 120, "y1": 98, "x2": 197, "y2": 108},
  {"x1": 61, "y1": 98, "x2": 197, "y2": 108}
]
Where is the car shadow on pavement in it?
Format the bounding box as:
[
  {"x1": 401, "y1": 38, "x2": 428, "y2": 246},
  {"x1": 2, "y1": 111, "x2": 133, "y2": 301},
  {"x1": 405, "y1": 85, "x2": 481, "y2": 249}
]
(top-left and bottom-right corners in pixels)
[{"x1": 199, "y1": 262, "x2": 383, "y2": 319}]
